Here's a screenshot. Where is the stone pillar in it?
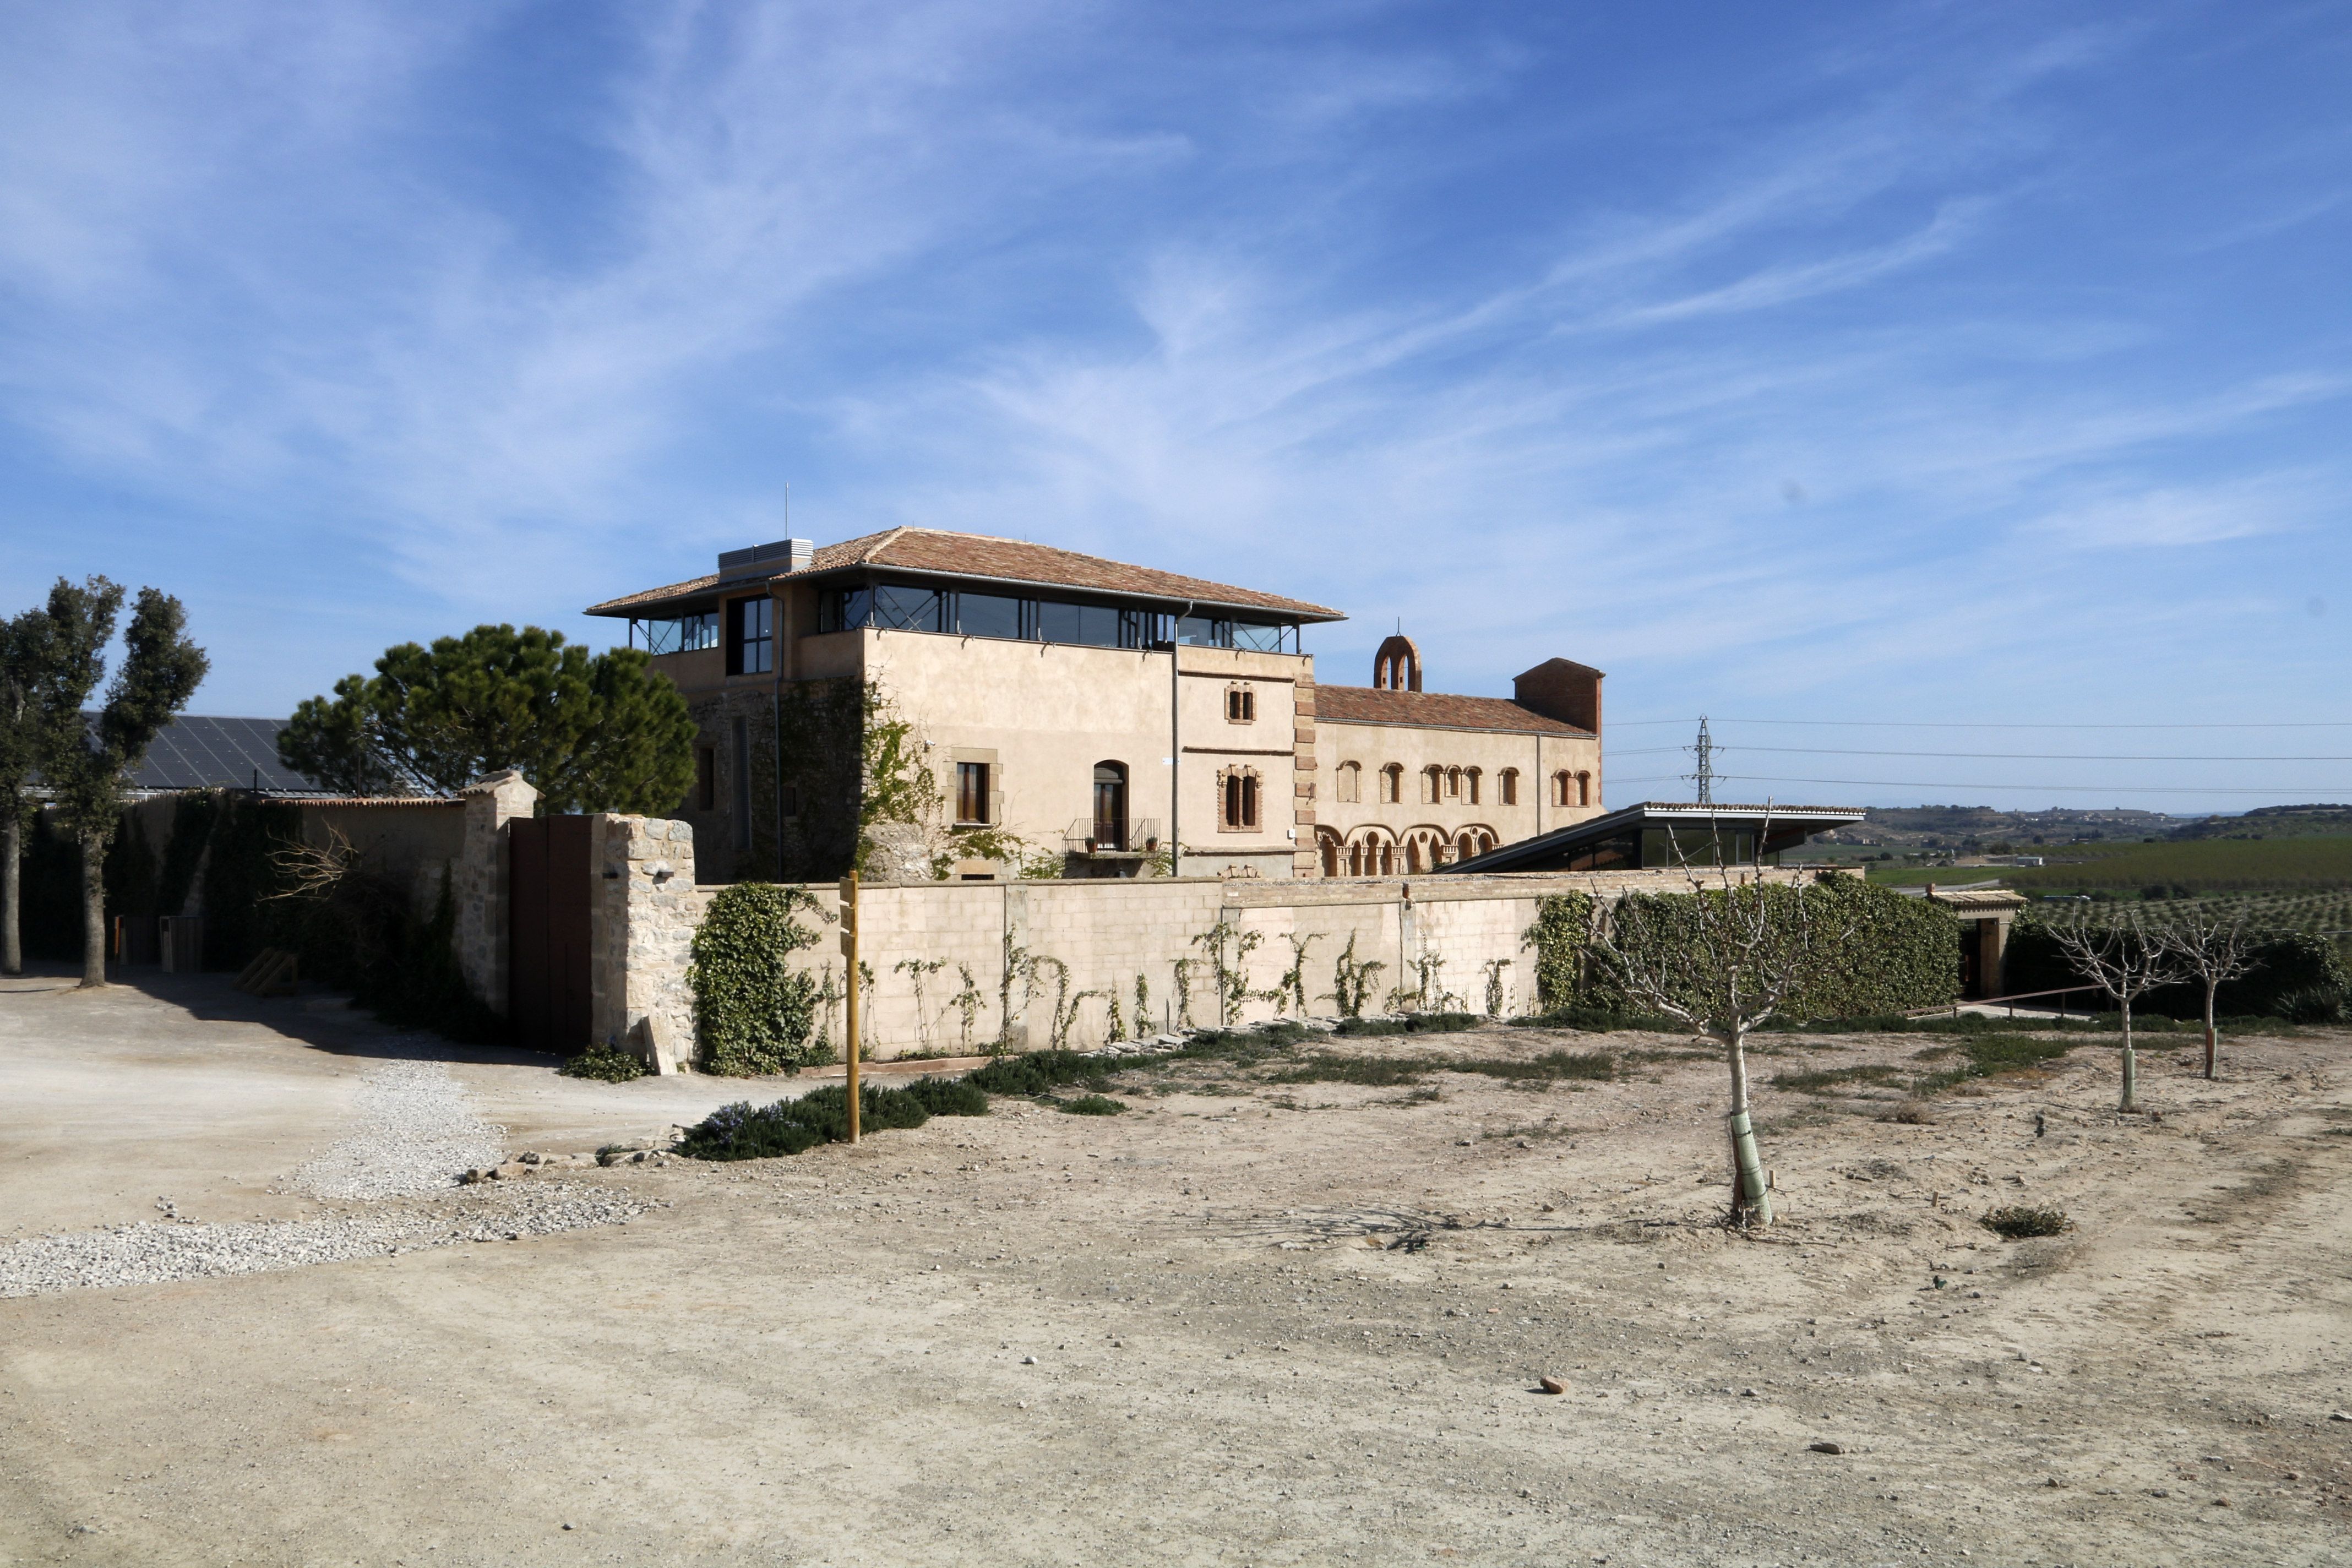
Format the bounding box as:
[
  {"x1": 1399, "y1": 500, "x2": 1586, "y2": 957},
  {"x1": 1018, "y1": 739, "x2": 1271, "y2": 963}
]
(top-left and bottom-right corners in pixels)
[
  {"x1": 589, "y1": 814, "x2": 703, "y2": 1071},
  {"x1": 456, "y1": 769, "x2": 537, "y2": 1017}
]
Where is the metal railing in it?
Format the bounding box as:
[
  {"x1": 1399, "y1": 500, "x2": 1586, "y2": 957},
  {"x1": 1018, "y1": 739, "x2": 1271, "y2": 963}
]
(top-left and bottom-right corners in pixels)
[
  {"x1": 1904, "y1": 984, "x2": 2105, "y2": 1021},
  {"x1": 1062, "y1": 816, "x2": 1162, "y2": 856}
]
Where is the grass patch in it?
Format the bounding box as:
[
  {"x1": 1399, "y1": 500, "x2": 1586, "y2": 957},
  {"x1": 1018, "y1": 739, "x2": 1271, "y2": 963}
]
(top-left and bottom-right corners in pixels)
[
  {"x1": 1981, "y1": 1204, "x2": 2071, "y2": 1240},
  {"x1": 678, "y1": 1077, "x2": 987, "y2": 1161},
  {"x1": 1057, "y1": 1094, "x2": 1128, "y2": 1115},
  {"x1": 1772, "y1": 1064, "x2": 1904, "y2": 1093},
  {"x1": 558, "y1": 1043, "x2": 646, "y2": 1082},
  {"x1": 1336, "y1": 1012, "x2": 1482, "y2": 1037},
  {"x1": 1269, "y1": 1048, "x2": 1616, "y2": 1088},
  {"x1": 1511, "y1": 1005, "x2": 1685, "y2": 1033}
]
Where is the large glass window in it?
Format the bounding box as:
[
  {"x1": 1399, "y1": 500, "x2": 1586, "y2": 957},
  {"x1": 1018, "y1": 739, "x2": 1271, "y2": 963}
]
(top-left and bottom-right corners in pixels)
[
  {"x1": 1037, "y1": 601, "x2": 1121, "y2": 647},
  {"x1": 636, "y1": 612, "x2": 719, "y2": 655},
  {"x1": 872, "y1": 585, "x2": 943, "y2": 632},
  {"x1": 727, "y1": 597, "x2": 772, "y2": 675},
  {"x1": 1230, "y1": 620, "x2": 1292, "y2": 652},
  {"x1": 1177, "y1": 614, "x2": 1228, "y2": 647},
  {"x1": 953, "y1": 592, "x2": 1026, "y2": 640}
]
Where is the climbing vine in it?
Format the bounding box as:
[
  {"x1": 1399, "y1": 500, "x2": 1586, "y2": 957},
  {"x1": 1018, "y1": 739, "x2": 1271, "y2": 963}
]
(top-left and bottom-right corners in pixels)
[
  {"x1": 1326, "y1": 932, "x2": 1386, "y2": 1019},
  {"x1": 689, "y1": 883, "x2": 827, "y2": 1076}
]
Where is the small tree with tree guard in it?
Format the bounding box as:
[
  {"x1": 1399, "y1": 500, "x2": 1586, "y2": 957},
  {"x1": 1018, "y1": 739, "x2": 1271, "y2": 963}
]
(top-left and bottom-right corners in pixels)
[{"x1": 1585, "y1": 811, "x2": 1844, "y2": 1228}]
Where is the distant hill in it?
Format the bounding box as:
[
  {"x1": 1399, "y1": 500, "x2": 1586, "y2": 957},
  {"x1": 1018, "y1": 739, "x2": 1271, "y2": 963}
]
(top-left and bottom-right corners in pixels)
[
  {"x1": 1817, "y1": 805, "x2": 2186, "y2": 851},
  {"x1": 2165, "y1": 804, "x2": 2352, "y2": 841}
]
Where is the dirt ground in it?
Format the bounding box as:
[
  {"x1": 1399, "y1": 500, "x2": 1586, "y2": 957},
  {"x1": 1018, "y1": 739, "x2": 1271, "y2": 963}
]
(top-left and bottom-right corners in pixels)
[{"x1": 3, "y1": 970, "x2": 2348, "y2": 1566}]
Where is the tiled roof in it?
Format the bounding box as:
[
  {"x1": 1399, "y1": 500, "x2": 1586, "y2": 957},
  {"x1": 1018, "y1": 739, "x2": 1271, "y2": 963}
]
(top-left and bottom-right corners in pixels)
[
  {"x1": 1314, "y1": 686, "x2": 1591, "y2": 737},
  {"x1": 585, "y1": 527, "x2": 1343, "y2": 620}
]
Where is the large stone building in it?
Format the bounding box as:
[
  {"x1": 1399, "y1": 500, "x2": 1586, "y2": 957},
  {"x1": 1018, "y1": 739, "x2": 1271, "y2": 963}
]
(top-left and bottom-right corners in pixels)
[{"x1": 583, "y1": 529, "x2": 1604, "y2": 883}]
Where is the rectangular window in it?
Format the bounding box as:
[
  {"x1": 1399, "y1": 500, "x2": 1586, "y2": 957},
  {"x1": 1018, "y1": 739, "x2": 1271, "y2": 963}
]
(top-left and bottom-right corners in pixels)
[
  {"x1": 1467, "y1": 771, "x2": 1480, "y2": 805},
  {"x1": 1119, "y1": 609, "x2": 1152, "y2": 648},
  {"x1": 872, "y1": 584, "x2": 943, "y2": 632},
  {"x1": 731, "y1": 717, "x2": 752, "y2": 851},
  {"x1": 696, "y1": 747, "x2": 716, "y2": 812},
  {"x1": 1037, "y1": 600, "x2": 1121, "y2": 646},
  {"x1": 1500, "y1": 770, "x2": 1517, "y2": 806},
  {"x1": 781, "y1": 783, "x2": 801, "y2": 819},
  {"x1": 954, "y1": 592, "x2": 1026, "y2": 640},
  {"x1": 1337, "y1": 763, "x2": 1360, "y2": 804},
  {"x1": 1176, "y1": 615, "x2": 1231, "y2": 647},
  {"x1": 638, "y1": 612, "x2": 720, "y2": 655},
  {"x1": 1229, "y1": 620, "x2": 1292, "y2": 652},
  {"x1": 1221, "y1": 772, "x2": 1260, "y2": 830},
  {"x1": 819, "y1": 588, "x2": 867, "y2": 633},
  {"x1": 1226, "y1": 688, "x2": 1255, "y2": 722},
  {"x1": 727, "y1": 597, "x2": 773, "y2": 675},
  {"x1": 956, "y1": 761, "x2": 991, "y2": 824}
]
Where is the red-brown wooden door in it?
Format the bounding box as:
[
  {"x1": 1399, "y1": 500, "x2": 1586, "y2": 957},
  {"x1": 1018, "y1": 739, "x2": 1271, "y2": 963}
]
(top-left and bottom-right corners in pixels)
[{"x1": 509, "y1": 815, "x2": 592, "y2": 1053}]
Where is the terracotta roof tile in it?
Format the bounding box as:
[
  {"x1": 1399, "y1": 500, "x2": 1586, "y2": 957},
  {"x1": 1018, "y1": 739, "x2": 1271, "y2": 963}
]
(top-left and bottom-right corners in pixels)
[
  {"x1": 1314, "y1": 686, "x2": 1591, "y2": 737},
  {"x1": 585, "y1": 527, "x2": 1342, "y2": 619}
]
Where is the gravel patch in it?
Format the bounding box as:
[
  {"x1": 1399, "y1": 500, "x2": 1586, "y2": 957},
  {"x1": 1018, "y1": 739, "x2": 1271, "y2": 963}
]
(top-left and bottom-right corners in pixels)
[
  {"x1": 0, "y1": 1184, "x2": 654, "y2": 1297},
  {"x1": 292, "y1": 1059, "x2": 508, "y2": 1200}
]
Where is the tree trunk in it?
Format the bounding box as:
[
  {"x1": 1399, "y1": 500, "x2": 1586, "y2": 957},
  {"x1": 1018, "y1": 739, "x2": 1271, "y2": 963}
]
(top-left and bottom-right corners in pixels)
[
  {"x1": 2202, "y1": 982, "x2": 2218, "y2": 1081},
  {"x1": 1720, "y1": 1023, "x2": 1773, "y2": 1227},
  {"x1": 79, "y1": 832, "x2": 107, "y2": 989},
  {"x1": 2, "y1": 814, "x2": 19, "y2": 977},
  {"x1": 2117, "y1": 998, "x2": 2137, "y2": 1113}
]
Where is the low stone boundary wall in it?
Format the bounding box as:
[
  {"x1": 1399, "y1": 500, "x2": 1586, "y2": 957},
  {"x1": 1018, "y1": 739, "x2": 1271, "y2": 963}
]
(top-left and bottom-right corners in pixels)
[{"x1": 582, "y1": 812, "x2": 1839, "y2": 1064}]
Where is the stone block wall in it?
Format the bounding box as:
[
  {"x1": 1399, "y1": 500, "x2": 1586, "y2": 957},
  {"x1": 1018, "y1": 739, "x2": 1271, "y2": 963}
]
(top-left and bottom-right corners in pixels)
[{"x1": 581, "y1": 827, "x2": 1845, "y2": 1065}]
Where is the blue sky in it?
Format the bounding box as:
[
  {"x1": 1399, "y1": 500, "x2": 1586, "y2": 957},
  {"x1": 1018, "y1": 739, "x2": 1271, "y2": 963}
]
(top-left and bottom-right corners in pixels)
[{"x1": 2, "y1": 1, "x2": 2347, "y2": 815}]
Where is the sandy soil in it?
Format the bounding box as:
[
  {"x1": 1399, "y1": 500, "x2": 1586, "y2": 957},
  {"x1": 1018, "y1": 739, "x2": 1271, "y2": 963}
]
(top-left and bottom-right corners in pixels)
[{"x1": 2, "y1": 970, "x2": 2348, "y2": 1566}]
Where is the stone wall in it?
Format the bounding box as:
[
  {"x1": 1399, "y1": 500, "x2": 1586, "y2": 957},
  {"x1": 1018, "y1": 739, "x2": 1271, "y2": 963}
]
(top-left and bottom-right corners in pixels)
[
  {"x1": 456, "y1": 770, "x2": 536, "y2": 1016},
  {"x1": 581, "y1": 815, "x2": 1845, "y2": 1066}
]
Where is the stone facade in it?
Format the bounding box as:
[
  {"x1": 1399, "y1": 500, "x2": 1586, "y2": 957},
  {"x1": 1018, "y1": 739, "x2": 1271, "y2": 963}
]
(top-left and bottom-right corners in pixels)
[{"x1": 589, "y1": 814, "x2": 707, "y2": 1065}]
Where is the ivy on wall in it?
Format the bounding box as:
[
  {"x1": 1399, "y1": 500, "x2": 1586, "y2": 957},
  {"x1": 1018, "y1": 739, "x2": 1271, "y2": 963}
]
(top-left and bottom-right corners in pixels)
[
  {"x1": 689, "y1": 882, "x2": 829, "y2": 1075},
  {"x1": 1522, "y1": 878, "x2": 1962, "y2": 1021}
]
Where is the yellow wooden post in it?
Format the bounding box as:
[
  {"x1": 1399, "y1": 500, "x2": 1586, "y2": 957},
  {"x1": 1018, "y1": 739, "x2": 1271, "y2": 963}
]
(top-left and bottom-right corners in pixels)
[{"x1": 840, "y1": 870, "x2": 860, "y2": 1143}]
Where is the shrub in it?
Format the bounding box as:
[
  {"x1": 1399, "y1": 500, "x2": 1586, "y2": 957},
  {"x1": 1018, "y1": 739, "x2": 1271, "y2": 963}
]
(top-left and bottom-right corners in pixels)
[
  {"x1": 1337, "y1": 1012, "x2": 1479, "y2": 1038},
  {"x1": 2278, "y1": 986, "x2": 2346, "y2": 1025},
  {"x1": 2006, "y1": 921, "x2": 2350, "y2": 1020},
  {"x1": 1981, "y1": 1204, "x2": 2070, "y2": 1240},
  {"x1": 1058, "y1": 1095, "x2": 1128, "y2": 1115},
  {"x1": 559, "y1": 1043, "x2": 646, "y2": 1082},
  {"x1": 690, "y1": 884, "x2": 825, "y2": 1076},
  {"x1": 1523, "y1": 879, "x2": 1961, "y2": 1023},
  {"x1": 1511, "y1": 1004, "x2": 1685, "y2": 1033},
  {"x1": 677, "y1": 1077, "x2": 987, "y2": 1162},
  {"x1": 965, "y1": 1049, "x2": 1105, "y2": 1096}
]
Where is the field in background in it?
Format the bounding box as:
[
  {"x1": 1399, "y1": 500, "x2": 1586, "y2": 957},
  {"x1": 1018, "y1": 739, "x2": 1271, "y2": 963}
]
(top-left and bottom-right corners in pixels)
[{"x1": 1865, "y1": 835, "x2": 2352, "y2": 895}]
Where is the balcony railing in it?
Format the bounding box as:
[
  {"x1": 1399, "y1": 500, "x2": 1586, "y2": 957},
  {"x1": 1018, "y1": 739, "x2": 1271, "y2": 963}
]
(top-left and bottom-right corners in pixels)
[{"x1": 1063, "y1": 817, "x2": 1162, "y2": 856}]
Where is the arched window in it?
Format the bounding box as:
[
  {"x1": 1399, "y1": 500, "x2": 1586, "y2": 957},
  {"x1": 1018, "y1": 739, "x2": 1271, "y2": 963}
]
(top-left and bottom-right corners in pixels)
[
  {"x1": 1379, "y1": 842, "x2": 1394, "y2": 875},
  {"x1": 1406, "y1": 839, "x2": 1423, "y2": 874},
  {"x1": 1321, "y1": 835, "x2": 1341, "y2": 877},
  {"x1": 1553, "y1": 770, "x2": 1572, "y2": 807},
  {"x1": 1336, "y1": 760, "x2": 1362, "y2": 804},
  {"x1": 1465, "y1": 767, "x2": 1481, "y2": 805},
  {"x1": 1422, "y1": 765, "x2": 1442, "y2": 804},
  {"x1": 1445, "y1": 767, "x2": 1462, "y2": 799},
  {"x1": 1576, "y1": 771, "x2": 1593, "y2": 807},
  {"x1": 1456, "y1": 831, "x2": 1478, "y2": 861},
  {"x1": 1092, "y1": 761, "x2": 1128, "y2": 849},
  {"x1": 1348, "y1": 841, "x2": 1364, "y2": 876},
  {"x1": 1499, "y1": 768, "x2": 1518, "y2": 806},
  {"x1": 1381, "y1": 764, "x2": 1403, "y2": 804}
]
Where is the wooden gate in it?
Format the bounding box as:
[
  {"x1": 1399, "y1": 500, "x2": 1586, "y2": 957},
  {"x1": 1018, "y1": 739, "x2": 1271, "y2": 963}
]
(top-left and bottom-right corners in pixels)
[{"x1": 509, "y1": 815, "x2": 592, "y2": 1053}]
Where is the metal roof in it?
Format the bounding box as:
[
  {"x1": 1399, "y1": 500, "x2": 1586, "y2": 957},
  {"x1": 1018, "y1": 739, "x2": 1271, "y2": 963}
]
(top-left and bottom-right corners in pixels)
[{"x1": 1438, "y1": 801, "x2": 1865, "y2": 875}]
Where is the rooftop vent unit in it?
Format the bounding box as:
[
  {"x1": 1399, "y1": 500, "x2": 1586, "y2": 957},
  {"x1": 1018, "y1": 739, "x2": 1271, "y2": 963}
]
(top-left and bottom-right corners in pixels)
[{"x1": 717, "y1": 538, "x2": 813, "y2": 581}]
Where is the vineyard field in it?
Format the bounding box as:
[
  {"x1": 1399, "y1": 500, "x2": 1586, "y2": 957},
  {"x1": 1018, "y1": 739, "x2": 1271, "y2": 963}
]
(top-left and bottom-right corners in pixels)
[{"x1": 1865, "y1": 835, "x2": 2352, "y2": 895}]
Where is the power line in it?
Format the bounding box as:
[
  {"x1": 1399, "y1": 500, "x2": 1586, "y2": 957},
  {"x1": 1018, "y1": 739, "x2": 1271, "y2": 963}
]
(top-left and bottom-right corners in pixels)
[
  {"x1": 1696, "y1": 746, "x2": 2352, "y2": 763},
  {"x1": 1605, "y1": 771, "x2": 2352, "y2": 797},
  {"x1": 1610, "y1": 717, "x2": 2352, "y2": 730}
]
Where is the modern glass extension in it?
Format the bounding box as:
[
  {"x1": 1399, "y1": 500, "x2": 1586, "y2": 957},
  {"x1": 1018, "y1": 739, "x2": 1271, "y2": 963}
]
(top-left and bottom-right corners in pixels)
[{"x1": 818, "y1": 582, "x2": 1299, "y2": 653}]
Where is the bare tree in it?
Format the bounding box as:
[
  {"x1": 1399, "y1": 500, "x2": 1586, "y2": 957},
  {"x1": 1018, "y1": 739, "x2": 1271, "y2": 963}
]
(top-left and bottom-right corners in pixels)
[
  {"x1": 2046, "y1": 909, "x2": 2191, "y2": 1112},
  {"x1": 2156, "y1": 908, "x2": 2260, "y2": 1081},
  {"x1": 1586, "y1": 812, "x2": 1841, "y2": 1228}
]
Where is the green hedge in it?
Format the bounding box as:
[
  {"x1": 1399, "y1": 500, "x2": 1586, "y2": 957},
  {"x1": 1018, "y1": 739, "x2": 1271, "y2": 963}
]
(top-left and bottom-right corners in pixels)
[
  {"x1": 678, "y1": 1077, "x2": 988, "y2": 1161},
  {"x1": 2005, "y1": 920, "x2": 2348, "y2": 1021},
  {"x1": 689, "y1": 883, "x2": 826, "y2": 1075},
  {"x1": 1524, "y1": 877, "x2": 1961, "y2": 1022}
]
